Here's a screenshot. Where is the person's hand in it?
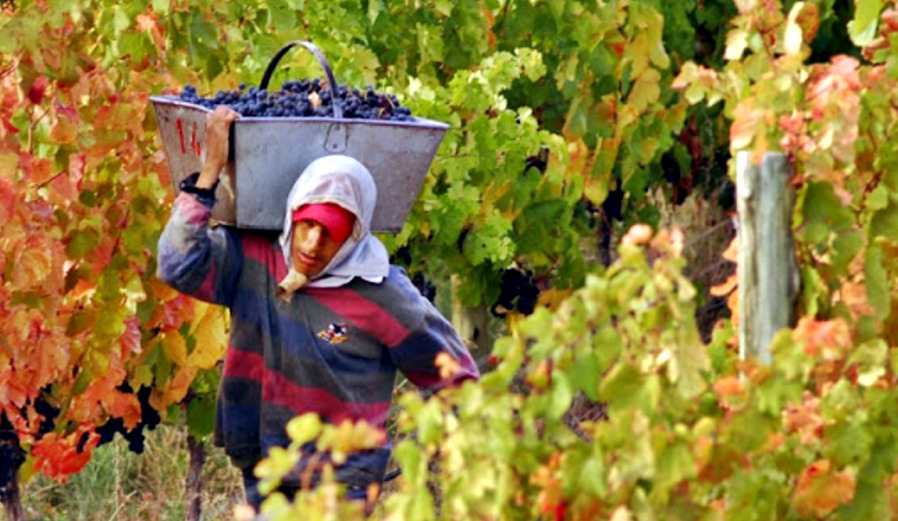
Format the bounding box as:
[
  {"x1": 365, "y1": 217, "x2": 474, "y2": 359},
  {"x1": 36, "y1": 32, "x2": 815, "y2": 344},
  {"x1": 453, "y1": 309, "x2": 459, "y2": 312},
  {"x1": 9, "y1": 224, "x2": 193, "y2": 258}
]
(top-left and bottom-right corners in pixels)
[{"x1": 197, "y1": 105, "x2": 240, "y2": 189}]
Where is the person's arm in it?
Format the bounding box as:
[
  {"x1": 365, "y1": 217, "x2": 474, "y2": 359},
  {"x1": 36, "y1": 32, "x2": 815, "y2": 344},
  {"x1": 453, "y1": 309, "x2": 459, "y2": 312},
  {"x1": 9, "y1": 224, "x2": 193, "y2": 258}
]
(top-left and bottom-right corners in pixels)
[
  {"x1": 157, "y1": 106, "x2": 243, "y2": 305},
  {"x1": 387, "y1": 277, "x2": 481, "y2": 393}
]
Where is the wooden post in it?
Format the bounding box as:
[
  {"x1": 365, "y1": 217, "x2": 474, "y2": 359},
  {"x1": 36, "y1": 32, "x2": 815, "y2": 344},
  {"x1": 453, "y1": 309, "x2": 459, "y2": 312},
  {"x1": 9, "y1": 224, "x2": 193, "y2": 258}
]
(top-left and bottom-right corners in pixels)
[{"x1": 736, "y1": 151, "x2": 800, "y2": 364}]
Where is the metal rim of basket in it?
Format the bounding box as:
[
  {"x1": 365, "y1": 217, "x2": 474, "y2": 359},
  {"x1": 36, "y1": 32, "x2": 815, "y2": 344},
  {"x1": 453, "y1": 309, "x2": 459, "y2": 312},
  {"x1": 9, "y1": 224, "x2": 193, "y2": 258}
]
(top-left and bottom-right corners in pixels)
[{"x1": 259, "y1": 40, "x2": 344, "y2": 120}]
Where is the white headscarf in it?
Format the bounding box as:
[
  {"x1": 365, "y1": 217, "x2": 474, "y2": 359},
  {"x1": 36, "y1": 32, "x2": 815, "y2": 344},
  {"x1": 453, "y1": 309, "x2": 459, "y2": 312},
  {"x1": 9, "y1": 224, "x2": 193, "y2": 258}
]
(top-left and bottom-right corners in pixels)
[{"x1": 276, "y1": 155, "x2": 390, "y2": 299}]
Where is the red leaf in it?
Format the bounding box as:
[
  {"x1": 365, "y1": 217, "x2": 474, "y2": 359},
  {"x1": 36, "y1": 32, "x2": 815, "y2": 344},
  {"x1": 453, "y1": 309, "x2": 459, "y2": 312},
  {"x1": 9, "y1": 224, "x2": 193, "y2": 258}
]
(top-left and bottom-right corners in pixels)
[
  {"x1": 793, "y1": 317, "x2": 851, "y2": 360},
  {"x1": 119, "y1": 316, "x2": 142, "y2": 356},
  {"x1": 31, "y1": 427, "x2": 99, "y2": 482},
  {"x1": 27, "y1": 76, "x2": 49, "y2": 105}
]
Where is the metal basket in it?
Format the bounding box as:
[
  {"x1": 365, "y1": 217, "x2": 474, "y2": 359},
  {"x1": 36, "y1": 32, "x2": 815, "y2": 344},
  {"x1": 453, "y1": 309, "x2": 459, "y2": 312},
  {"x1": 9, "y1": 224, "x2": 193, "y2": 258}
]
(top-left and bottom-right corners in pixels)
[{"x1": 150, "y1": 41, "x2": 449, "y2": 232}]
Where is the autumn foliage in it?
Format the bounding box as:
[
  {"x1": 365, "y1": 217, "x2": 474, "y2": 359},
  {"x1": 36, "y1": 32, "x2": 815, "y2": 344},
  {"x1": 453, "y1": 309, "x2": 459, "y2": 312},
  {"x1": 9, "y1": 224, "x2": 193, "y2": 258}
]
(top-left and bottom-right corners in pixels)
[{"x1": 1, "y1": 1, "x2": 227, "y2": 485}]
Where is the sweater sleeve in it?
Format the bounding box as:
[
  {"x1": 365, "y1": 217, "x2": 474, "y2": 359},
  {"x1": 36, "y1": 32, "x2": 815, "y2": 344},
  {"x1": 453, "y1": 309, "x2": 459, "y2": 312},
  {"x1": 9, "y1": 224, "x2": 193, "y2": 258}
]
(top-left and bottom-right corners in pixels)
[
  {"x1": 156, "y1": 191, "x2": 243, "y2": 306},
  {"x1": 386, "y1": 271, "x2": 481, "y2": 393}
]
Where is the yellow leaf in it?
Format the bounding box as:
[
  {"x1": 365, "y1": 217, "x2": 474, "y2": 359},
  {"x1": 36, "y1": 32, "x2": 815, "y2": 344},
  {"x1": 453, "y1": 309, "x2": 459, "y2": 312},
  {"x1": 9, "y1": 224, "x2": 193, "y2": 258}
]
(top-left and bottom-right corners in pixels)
[
  {"x1": 628, "y1": 33, "x2": 651, "y2": 78},
  {"x1": 161, "y1": 332, "x2": 188, "y2": 366},
  {"x1": 160, "y1": 365, "x2": 197, "y2": 405},
  {"x1": 725, "y1": 28, "x2": 748, "y2": 61},
  {"x1": 132, "y1": 364, "x2": 154, "y2": 388},
  {"x1": 187, "y1": 302, "x2": 228, "y2": 369},
  {"x1": 628, "y1": 69, "x2": 661, "y2": 110},
  {"x1": 583, "y1": 177, "x2": 608, "y2": 206},
  {"x1": 784, "y1": 3, "x2": 806, "y2": 56}
]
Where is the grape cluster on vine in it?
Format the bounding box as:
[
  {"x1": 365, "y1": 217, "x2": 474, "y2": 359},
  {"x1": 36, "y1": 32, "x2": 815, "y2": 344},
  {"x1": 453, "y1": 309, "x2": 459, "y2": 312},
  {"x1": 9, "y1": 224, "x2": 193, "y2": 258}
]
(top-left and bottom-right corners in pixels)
[
  {"x1": 411, "y1": 271, "x2": 437, "y2": 303},
  {"x1": 94, "y1": 385, "x2": 162, "y2": 454},
  {"x1": 491, "y1": 268, "x2": 540, "y2": 317},
  {"x1": 176, "y1": 80, "x2": 414, "y2": 121},
  {"x1": 390, "y1": 246, "x2": 437, "y2": 303}
]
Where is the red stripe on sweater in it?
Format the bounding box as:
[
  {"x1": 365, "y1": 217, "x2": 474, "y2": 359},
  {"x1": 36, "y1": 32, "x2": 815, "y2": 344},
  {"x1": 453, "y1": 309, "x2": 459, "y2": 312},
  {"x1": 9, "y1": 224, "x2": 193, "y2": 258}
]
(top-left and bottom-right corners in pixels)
[
  {"x1": 266, "y1": 372, "x2": 391, "y2": 426},
  {"x1": 223, "y1": 349, "x2": 391, "y2": 426},
  {"x1": 305, "y1": 287, "x2": 409, "y2": 348},
  {"x1": 223, "y1": 348, "x2": 265, "y2": 381},
  {"x1": 241, "y1": 235, "x2": 289, "y2": 280}
]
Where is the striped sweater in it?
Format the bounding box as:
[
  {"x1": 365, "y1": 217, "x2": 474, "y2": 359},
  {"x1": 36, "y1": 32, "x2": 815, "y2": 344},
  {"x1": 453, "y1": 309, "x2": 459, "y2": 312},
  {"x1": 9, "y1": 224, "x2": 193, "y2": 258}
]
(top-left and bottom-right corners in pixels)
[{"x1": 156, "y1": 191, "x2": 480, "y2": 486}]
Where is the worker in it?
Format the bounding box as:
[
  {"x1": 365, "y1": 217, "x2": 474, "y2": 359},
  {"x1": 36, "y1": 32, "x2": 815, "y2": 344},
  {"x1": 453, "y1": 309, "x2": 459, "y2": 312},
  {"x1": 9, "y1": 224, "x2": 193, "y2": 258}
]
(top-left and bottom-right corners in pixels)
[{"x1": 157, "y1": 106, "x2": 480, "y2": 511}]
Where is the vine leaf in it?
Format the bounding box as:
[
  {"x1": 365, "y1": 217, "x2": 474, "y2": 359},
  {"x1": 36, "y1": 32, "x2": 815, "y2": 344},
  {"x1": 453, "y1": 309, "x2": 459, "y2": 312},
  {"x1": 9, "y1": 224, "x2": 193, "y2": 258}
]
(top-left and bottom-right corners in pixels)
[{"x1": 792, "y1": 460, "x2": 856, "y2": 518}]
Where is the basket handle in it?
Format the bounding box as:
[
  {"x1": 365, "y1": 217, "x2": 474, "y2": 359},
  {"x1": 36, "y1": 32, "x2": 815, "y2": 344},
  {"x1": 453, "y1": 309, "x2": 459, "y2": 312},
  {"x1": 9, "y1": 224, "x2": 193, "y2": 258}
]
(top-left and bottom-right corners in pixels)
[{"x1": 259, "y1": 40, "x2": 343, "y2": 120}]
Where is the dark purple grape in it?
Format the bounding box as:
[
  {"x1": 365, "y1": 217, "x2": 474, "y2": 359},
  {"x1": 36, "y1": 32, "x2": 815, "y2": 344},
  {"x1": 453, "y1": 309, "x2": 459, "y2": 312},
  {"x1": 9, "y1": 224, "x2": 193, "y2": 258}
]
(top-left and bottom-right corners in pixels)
[
  {"x1": 490, "y1": 268, "x2": 541, "y2": 317},
  {"x1": 175, "y1": 79, "x2": 415, "y2": 121}
]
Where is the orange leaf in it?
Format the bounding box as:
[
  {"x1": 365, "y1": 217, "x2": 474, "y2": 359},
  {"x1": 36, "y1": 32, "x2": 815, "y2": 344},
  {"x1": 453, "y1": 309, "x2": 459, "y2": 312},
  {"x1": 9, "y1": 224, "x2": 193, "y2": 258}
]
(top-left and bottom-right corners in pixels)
[
  {"x1": 622, "y1": 223, "x2": 653, "y2": 246},
  {"x1": 104, "y1": 390, "x2": 142, "y2": 430},
  {"x1": 712, "y1": 376, "x2": 744, "y2": 396},
  {"x1": 25, "y1": 156, "x2": 54, "y2": 185},
  {"x1": 783, "y1": 392, "x2": 825, "y2": 444},
  {"x1": 793, "y1": 317, "x2": 851, "y2": 360},
  {"x1": 0, "y1": 176, "x2": 14, "y2": 223},
  {"x1": 840, "y1": 282, "x2": 874, "y2": 319},
  {"x1": 726, "y1": 289, "x2": 740, "y2": 327},
  {"x1": 793, "y1": 460, "x2": 856, "y2": 518},
  {"x1": 435, "y1": 352, "x2": 462, "y2": 381},
  {"x1": 49, "y1": 114, "x2": 78, "y2": 143},
  {"x1": 711, "y1": 273, "x2": 737, "y2": 297},
  {"x1": 721, "y1": 236, "x2": 739, "y2": 263}
]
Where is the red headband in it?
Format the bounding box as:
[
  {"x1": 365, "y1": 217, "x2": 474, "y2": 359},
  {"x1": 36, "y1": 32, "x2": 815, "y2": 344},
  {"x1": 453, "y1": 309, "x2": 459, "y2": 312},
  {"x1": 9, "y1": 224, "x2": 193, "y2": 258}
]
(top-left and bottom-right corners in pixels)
[{"x1": 292, "y1": 203, "x2": 355, "y2": 243}]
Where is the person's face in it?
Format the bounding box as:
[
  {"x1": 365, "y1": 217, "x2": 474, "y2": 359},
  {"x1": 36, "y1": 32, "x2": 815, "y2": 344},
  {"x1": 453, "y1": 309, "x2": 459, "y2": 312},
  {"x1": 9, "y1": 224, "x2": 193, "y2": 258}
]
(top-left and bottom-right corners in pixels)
[{"x1": 290, "y1": 220, "x2": 346, "y2": 276}]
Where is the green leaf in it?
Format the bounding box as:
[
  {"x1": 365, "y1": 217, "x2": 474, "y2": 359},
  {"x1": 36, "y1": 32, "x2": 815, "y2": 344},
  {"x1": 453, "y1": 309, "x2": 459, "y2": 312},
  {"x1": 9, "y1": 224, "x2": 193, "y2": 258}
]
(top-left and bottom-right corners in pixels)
[
  {"x1": 600, "y1": 364, "x2": 660, "y2": 417},
  {"x1": 547, "y1": 373, "x2": 573, "y2": 422},
  {"x1": 825, "y1": 418, "x2": 874, "y2": 467},
  {"x1": 799, "y1": 181, "x2": 854, "y2": 243},
  {"x1": 152, "y1": 0, "x2": 170, "y2": 15},
  {"x1": 848, "y1": 0, "x2": 885, "y2": 46},
  {"x1": 651, "y1": 440, "x2": 695, "y2": 503},
  {"x1": 850, "y1": 339, "x2": 888, "y2": 387},
  {"x1": 831, "y1": 229, "x2": 864, "y2": 273},
  {"x1": 865, "y1": 243, "x2": 890, "y2": 319},
  {"x1": 870, "y1": 199, "x2": 898, "y2": 241},
  {"x1": 578, "y1": 455, "x2": 606, "y2": 496},
  {"x1": 113, "y1": 6, "x2": 131, "y2": 33},
  {"x1": 186, "y1": 395, "x2": 216, "y2": 437},
  {"x1": 570, "y1": 350, "x2": 601, "y2": 401},
  {"x1": 839, "y1": 443, "x2": 896, "y2": 520},
  {"x1": 66, "y1": 229, "x2": 99, "y2": 260}
]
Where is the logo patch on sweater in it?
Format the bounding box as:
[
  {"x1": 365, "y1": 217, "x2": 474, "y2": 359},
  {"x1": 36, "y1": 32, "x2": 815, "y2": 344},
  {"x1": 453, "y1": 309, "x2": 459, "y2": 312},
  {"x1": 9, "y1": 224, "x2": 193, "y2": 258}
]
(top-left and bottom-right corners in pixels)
[{"x1": 317, "y1": 322, "x2": 349, "y2": 344}]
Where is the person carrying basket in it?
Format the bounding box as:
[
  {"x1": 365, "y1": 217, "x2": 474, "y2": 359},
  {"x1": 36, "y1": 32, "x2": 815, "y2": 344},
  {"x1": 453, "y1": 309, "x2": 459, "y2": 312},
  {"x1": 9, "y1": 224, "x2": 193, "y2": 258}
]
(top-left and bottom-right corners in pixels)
[{"x1": 156, "y1": 105, "x2": 480, "y2": 512}]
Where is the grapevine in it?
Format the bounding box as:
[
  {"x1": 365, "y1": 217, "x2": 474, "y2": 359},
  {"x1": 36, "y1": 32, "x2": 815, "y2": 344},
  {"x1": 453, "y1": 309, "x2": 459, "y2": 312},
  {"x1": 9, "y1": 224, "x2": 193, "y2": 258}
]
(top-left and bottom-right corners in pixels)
[{"x1": 0, "y1": 417, "x2": 24, "y2": 503}]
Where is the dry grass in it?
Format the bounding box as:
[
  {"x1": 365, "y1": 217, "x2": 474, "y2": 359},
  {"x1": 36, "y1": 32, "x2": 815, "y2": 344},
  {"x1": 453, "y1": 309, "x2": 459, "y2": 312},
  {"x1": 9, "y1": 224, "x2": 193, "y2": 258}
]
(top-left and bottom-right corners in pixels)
[{"x1": 9, "y1": 425, "x2": 244, "y2": 521}]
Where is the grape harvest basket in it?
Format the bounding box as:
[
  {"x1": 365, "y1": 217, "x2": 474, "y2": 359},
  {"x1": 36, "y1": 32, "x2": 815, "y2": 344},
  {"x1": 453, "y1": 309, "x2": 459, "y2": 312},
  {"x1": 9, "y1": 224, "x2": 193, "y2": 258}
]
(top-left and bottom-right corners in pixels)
[{"x1": 150, "y1": 41, "x2": 449, "y2": 232}]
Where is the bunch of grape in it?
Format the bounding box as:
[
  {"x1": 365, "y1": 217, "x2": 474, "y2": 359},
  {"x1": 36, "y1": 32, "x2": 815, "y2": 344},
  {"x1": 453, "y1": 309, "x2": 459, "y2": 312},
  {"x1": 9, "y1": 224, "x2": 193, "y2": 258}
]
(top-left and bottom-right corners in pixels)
[
  {"x1": 177, "y1": 79, "x2": 414, "y2": 121},
  {"x1": 94, "y1": 384, "x2": 162, "y2": 454},
  {"x1": 411, "y1": 271, "x2": 437, "y2": 303},
  {"x1": 491, "y1": 268, "x2": 541, "y2": 317}
]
